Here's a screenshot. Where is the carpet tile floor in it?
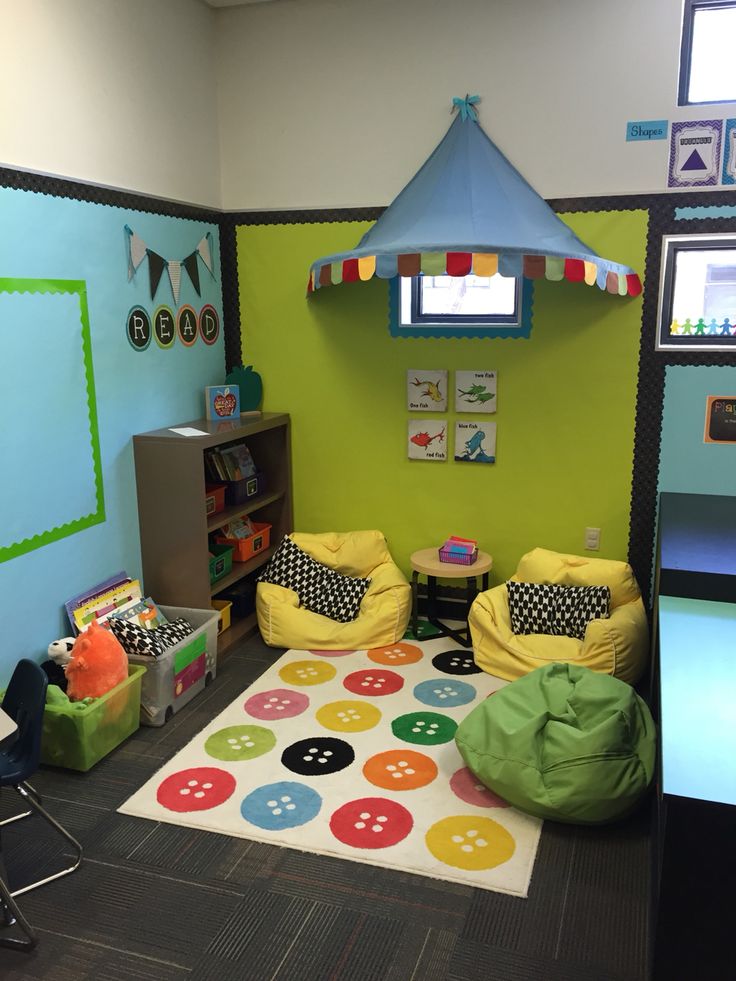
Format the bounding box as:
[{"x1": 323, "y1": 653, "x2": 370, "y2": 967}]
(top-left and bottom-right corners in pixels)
[{"x1": 0, "y1": 633, "x2": 652, "y2": 980}]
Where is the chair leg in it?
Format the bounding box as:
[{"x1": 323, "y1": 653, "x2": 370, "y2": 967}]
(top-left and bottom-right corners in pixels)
[
  {"x1": 0, "y1": 877, "x2": 37, "y2": 950},
  {"x1": 8, "y1": 784, "x2": 83, "y2": 899},
  {"x1": 0, "y1": 780, "x2": 45, "y2": 830}
]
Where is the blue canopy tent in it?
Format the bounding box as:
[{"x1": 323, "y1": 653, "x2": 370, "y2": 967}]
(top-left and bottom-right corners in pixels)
[{"x1": 308, "y1": 98, "x2": 641, "y2": 298}]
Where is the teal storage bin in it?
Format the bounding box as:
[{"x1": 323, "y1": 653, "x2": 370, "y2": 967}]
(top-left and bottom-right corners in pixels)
[{"x1": 40, "y1": 664, "x2": 146, "y2": 772}]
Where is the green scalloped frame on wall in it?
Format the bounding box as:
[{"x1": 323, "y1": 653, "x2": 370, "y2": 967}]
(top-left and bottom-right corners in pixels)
[{"x1": 0, "y1": 277, "x2": 104, "y2": 563}]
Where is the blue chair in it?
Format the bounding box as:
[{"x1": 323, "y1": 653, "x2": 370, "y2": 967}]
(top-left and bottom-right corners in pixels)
[{"x1": 0, "y1": 659, "x2": 83, "y2": 950}]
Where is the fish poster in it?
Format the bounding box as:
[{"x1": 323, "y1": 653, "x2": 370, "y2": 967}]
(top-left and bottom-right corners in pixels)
[
  {"x1": 454, "y1": 421, "x2": 496, "y2": 464},
  {"x1": 408, "y1": 420, "x2": 447, "y2": 461},
  {"x1": 407, "y1": 369, "x2": 448, "y2": 411},
  {"x1": 455, "y1": 370, "x2": 497, "y2": 413}
]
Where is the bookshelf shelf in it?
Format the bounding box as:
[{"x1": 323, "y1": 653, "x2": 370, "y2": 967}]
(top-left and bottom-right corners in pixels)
[
  {"x1": 205, "y1": 489, "x2": 285, "y2": 535},
  {"x1": 133, "y1": 412, "x2": 292, "y2": 657}
]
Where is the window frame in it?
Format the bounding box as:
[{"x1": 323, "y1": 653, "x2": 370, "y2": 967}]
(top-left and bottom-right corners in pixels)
[
  {"x1": 678, "y1": 0, "x2": 736, "y2": 107},
  {"x1": 656, "y1": 232, "x2": 736, "y2": 350},
  {"x1": 389, "y1": 275, "x2": 534, "y2": 339}
]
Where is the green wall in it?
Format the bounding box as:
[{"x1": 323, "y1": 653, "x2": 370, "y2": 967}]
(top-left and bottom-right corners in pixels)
[{"x1": 237, "y1": 210, "x2": 647, "y2": 585}]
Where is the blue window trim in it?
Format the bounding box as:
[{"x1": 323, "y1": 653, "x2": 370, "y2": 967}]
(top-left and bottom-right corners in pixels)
[{"x1": 388, "y1": 277, "x2": 534, "y2": 339}]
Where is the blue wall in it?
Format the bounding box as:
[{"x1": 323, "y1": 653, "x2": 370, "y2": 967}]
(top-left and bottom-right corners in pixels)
[
  {"x1": 0, "y1": 187, "x2": 225, "y2": 683},
  {"x1": 659, "y1": 365, "x2": 736, "y2": 494}
]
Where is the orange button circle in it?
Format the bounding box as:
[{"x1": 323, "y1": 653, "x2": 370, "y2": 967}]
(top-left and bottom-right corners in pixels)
[
  {"x1": 367, "y1": 642, "x2": 423, "y2": 666},
  {"x1": 362, "y1": 749, "x2": 438, "y2": 791}
]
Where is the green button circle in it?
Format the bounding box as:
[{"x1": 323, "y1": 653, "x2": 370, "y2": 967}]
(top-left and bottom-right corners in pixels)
[
  {"x1": 205, "y1": 724, "x2": 276, "y2": 762},
  {"x1": 391, "y1": 711, "x2": 457, "y2": 745}
]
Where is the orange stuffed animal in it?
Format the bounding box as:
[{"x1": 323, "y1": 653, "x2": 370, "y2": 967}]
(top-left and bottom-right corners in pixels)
[{"x1": 65, "y1": 620, "x2": 128, "y2": 701}]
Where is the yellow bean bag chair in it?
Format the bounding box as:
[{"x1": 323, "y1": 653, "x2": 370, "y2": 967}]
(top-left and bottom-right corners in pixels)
[
  {"x1": 256, "y1": 530, "x2": 411, "y2": 650},
  {"x1": 468, "y1": 548, "x2": 648, "y2": 684}
]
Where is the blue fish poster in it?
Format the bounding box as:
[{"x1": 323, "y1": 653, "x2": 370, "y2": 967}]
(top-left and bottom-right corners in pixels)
[{"x1": 454, "y1": 421, "x2": 496, "y2": 463}]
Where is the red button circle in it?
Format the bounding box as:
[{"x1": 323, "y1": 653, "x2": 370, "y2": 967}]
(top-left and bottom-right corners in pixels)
[
  {"x1": 329, "y1": 796, "x2": 413, "y2": 849},
  {"x1": 156, "y1": 766, "x2": 236, "y2": 812},
  {"x1": 343, "y1": 669, "x2": 404, "y2": 697}
]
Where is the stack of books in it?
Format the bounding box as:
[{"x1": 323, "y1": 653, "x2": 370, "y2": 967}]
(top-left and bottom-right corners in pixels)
[
  {"x1": 438, "y1": 536, "x2": 479, "y2": 565},
  {"x1": 204, "y1": 442, "x2": 256, "y2": 482},
  {"x1": 65, "y1": 572, "x2": 167, "y2": 634}
]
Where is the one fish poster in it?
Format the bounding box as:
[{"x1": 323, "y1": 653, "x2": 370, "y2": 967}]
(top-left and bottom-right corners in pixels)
[
  {"x1": 407, "y1": 369, "x2": 448, "y2": 411},
  {"x1": 454, "y1": 421, "x2": 496, "y2": 464},
  {"x1": 408, "y1": 420, "x2": 447, "y2": 461},
  {"x1": 455, "y1": 369, "x2": 497, "y2": 413}
]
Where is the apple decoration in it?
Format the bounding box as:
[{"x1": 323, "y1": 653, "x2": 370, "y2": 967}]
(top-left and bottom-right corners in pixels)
[
  {"x1": 226, "y1": 364, "x2": 263, "y2": 412},
  {"x1": 213, "y1": 388, "x2": 237, "y2": 417}
]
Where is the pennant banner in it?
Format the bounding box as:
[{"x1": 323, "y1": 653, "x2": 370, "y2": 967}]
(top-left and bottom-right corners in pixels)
[
  {"x1": 125, "y1": 227, "x2": 216, "y2": 303},
  {"x1": 168, "y1": 260, "x2": 182, "y2": 305},
  {"x1": 125, "y1": 225, "x2": 148, "y2": 280},
  {"x1": 147, "y1": 250, "x2": 166, "y2": 301},
  {"x1": 183, "y1": 251, "x2": 201, "y2": 295},
  {"x1": 197, "y1": 234, "x2": 214, "y2": 276}
]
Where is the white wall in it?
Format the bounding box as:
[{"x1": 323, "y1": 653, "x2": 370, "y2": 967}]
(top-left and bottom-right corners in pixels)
[
  {"x1": 215, "y1": 0, "x2": 736, "y2": 210},
  {"x1": 0, "y1": 0, "x2": 222, "y2": 207}
]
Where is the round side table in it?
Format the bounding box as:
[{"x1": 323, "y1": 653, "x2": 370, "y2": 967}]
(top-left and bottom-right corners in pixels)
[{"x1": 409, "y1": 547, "x2": 493, "y2": 648}]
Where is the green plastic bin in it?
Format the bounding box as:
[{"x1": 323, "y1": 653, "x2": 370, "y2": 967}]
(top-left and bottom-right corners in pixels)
[
  {"x1": 40, "y1": 663, "x2": 146, "y2": 771},
  {"x1": 209, "y1": 542, "x2": 233, "y2": 585}
]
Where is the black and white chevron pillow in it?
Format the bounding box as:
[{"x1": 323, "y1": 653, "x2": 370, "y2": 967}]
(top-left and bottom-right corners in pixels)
[
  {"x1": 109, "y1": 617, "x2": 193, "y2": 657},
  {"x1": 319, "y1": 567, "x2": 371, "y2": 623},
  {"x1": 259, "y1": 536, "x2": 371, "y2": 623},
  {"x1": 506, "y1": 582, "x2": 610, "y2": 640}
]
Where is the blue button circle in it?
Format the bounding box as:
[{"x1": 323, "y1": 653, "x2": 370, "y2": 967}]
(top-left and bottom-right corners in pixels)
[{"x1": 241, "y1": 781, "x2": 322, "y2": 831}]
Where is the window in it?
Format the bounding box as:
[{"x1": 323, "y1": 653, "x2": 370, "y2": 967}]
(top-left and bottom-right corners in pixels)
[
  {"x1": 656, "y1": 233, "x2": 736, "y2": 349},
  {"x1": 678, "y1": 1, "x2": 736, "y2": 106},
  {"x1": 389, "y1": 273, "x2": 533, "y2": 339}
]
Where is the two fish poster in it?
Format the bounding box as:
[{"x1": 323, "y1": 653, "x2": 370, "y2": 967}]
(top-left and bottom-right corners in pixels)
[{"x1": 407, "y1": 369, "x2": 497, "y2": 463}]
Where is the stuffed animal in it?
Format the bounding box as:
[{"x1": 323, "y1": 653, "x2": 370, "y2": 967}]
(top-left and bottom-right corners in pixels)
[
  {"x1": 48, "y1": 637, "x2": 75, "y2": 666},
  {"x1": 65, "y1": 620, "x2": 128, "y2": 701}
]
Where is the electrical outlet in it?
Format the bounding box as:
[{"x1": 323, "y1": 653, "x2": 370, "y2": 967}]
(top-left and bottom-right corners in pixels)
[{"x1": 584, "y1": 527, "x2": 601, "y2": 550}]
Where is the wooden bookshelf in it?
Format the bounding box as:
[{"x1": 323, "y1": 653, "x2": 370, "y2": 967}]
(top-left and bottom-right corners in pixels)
[{"x1": 133, "y1": 412, "x2": 292, "y2": 657}]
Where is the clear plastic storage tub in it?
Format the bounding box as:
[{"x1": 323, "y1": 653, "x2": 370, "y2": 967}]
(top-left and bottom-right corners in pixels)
[{"x1": 126, "y1": 605, "x2": 219, "y2": 727}]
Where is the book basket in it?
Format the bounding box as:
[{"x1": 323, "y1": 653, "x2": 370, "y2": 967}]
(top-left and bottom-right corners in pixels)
[{"x1": 438, "y1": 545, "x2": 479, "y2": 565}]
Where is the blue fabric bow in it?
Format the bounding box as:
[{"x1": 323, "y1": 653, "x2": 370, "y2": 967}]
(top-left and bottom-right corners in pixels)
[{"x1": 452, "y1": 94, "x2": 480, "y2": 121}]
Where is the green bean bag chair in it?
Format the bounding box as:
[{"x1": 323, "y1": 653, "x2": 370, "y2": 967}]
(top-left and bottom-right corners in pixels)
[{"x1": 455, "y1": 662, "x2": 656, "y2": 824}]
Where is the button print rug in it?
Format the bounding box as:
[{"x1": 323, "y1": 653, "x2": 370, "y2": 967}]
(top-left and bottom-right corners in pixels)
[{"x1": 118, "y1": 634, "x2": 542, "y2": 896}]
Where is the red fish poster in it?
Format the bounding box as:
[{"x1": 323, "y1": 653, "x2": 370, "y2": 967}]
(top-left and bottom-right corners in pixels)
[{"x1": 408, "y1": 420, "x2": 447, "y2": 461}]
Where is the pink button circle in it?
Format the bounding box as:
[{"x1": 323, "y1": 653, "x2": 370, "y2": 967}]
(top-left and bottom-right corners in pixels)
[
  {"x1": 449, "y1": 766, "x2": 510, "y2": 808},
  {"x1": 309, "y1": 649, "x2": 355, "y2": 658},
  {"x1": 244, "y1": 688, "x2": 310, "y2": 720}
]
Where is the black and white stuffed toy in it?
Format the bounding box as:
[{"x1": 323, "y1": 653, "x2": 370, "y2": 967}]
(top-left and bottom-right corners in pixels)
[{"x1": 42, "y1": 636, "x2": 76, "y2": 691}]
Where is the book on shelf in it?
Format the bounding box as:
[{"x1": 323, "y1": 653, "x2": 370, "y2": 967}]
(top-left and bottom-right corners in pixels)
[
  {"x1": 219, "y1": 515, "x2": 257, "y2": 540},
  {"x1": 221, "y1": 443, "x2": 256, "y2": 481},
  {"x1": 204, "y1": 443, "x2": 256, "y2": 482},
  {"x1": 108, "y1": 596, "x2": 169, "y2": 630}
]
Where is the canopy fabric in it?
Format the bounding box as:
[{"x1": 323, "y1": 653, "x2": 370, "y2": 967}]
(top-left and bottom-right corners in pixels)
[{"x1": 307, "y1": 110, "x2": 641, "y2": 298}]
